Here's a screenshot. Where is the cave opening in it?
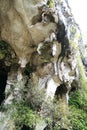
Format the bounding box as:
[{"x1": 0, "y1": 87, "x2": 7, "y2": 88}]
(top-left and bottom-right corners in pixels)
[
  {"x1": 21, "y1": 125, "x2": 34, "y2": 130},
  {"x1": 0, "y1": 61, "x2": 10, "y2": 105},
  {"x1": 55, "y1": 83, "x2": 67, "y2": 99}
]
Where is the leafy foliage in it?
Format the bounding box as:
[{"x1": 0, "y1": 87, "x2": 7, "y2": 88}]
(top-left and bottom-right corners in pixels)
[
  {"x1": 11, "y1": 101, "x2": 36, "y2": 130},
  {"x1": 70, "y1": 106, "x2": 87, "y2": 130},
  {"x1": 69, "y1": 89, "x2": 87, "y2": 130},
  {"x1": 47, "y1": 0, "x2": 55, "y2": 8},
  {"x1": 10, "y1": 79, "x2": 45, "y2": 130},
  {"x1": 0, "y1": 78, "x2": 42, "y2": 130}
]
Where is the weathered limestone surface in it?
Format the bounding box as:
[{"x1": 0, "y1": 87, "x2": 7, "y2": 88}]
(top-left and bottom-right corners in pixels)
[
  {"x1": 0, "y1": 0, "x2": 56, "y2": 68},
  {"x1": 0, "y1": 0, "x2": 83, "y2": 129}
]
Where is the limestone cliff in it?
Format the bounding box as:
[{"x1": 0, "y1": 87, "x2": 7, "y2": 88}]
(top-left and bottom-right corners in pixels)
[{"x1": 0, "y1": 0, "x2": 86, "y2": 130}]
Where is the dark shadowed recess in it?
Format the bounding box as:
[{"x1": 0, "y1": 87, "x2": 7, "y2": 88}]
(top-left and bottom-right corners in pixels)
[
  {"x1": 0, "y1": 40, "x2": 17, "y2": 105},
  {"x1": 44, "y1": 125, "x2": 50, "y2": 130},
  {"x1": 57, "y1": 19, "x2": 70, "y2": 58},
  {"x1": 82, "y1": 58, "x2": 87, "y2": 76},
  {"x1": 55, "y1": 83, "x2": 67, "y2": 99},
  {"x1": 0, "y1": 60, "x2": 10, "y2": 105},
  {"x1": 21, "y1": 125, "x2": 34, "y2": 130},
  {"x1": 60, "y1": 128, "x2": 67, "y2": 130},
  {"x1": 69, "y1": 79, "x2": 79, "y2": 94}
]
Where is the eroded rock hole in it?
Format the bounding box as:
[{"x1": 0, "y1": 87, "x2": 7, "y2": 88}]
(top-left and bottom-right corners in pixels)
[{"x1": 55, "y1": 83, "x2": 67, "y2": 99}]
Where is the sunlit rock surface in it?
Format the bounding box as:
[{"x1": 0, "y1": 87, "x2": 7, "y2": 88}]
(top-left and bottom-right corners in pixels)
[{"x1": 0, "y1": 0, "x2": 84, "y2": 129}]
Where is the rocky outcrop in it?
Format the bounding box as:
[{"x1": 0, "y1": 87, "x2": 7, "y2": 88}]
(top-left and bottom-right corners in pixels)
[{"x1": 0, "y1": 0, "x2": 85, "y2": 130}]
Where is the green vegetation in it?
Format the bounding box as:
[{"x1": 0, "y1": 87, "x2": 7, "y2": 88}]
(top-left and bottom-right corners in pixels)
[
  {"x1": 2, "y1": 78, "x2": 45, "y2": 130},
  {"x1": 70, "y1": 106, "x2": 87, "y2": 130},
  {"x1": 10, "y1": 101, "x2": 36, "y2": 130},
  {"x1": 70, "y1": 24, "x2": 87, "y2": 90},
  {"x1": 47, "y1": 0, "x2": 55, "y2": 8},
  {"x1": 13, "y1": 80, "x2": 44, "y2": 128},
  {"x1": 1, "y1": 77, "x2": 72, "y2": 130},
  {"x1": 0, "y1": 101, "x2": 38, "y2": 130},
  {"x1": 69, "y1": 26, "x2": 87, "y2": 129},
  {"x1": 69, "y1": 55, "x2": 87, "y2": 129},
  {"x1": 69, "y1": 90, "x2": 87, "y2": 130},
  {"x1": 42, "y1": 100, "x2": 71, "y2": 130},
  {"x1": 77, "y1": 54, "x2": 87, "y2": 89}
]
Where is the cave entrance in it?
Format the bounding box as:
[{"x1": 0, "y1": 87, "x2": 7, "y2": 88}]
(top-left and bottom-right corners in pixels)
[
  {"x1": 55, "y1": 83, "x2": 67, "y2": 99},
  {"x1": 21, "y1": 125, "x2": 34, "y2": 130},
  {"x1": 0, "y1": 61, "x2": 10, "y2": 105}
]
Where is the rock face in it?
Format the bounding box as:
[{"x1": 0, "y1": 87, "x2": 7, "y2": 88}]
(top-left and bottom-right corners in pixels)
[{"x1": 0, "y1": 0, "x2": 84, "y2": 130}]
